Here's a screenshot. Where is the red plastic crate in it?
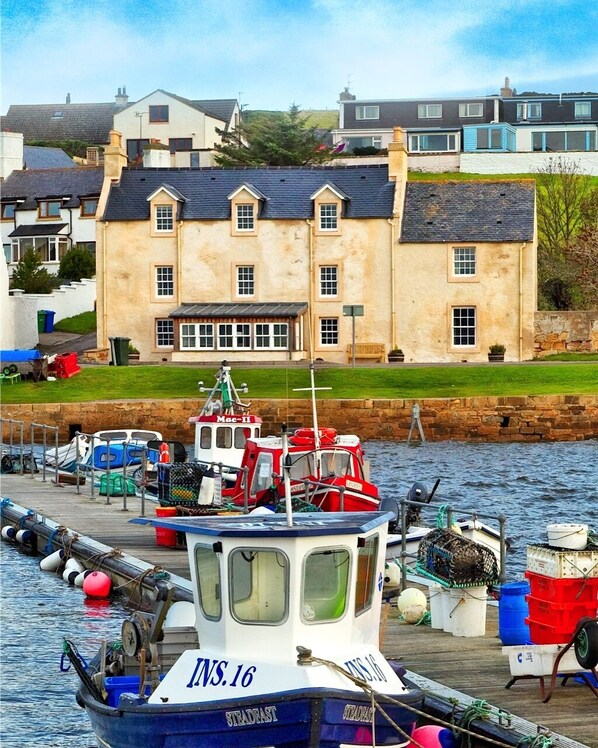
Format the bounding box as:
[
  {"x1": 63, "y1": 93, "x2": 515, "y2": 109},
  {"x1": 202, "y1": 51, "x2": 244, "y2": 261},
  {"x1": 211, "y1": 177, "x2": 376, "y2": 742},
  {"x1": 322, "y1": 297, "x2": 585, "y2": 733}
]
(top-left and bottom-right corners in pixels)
[
  {"x1": 526, "y1": 594, "x2": 597, "y2": 633},
  {"x1": 525, "y1": 617, "x2": 574, "y2": 645},
  {"x1": 525, "y1": 570, "x2": 598, "y2": 604},
  {"x1": 52, "y1": 352, "x2": 81, "y2": 379}
]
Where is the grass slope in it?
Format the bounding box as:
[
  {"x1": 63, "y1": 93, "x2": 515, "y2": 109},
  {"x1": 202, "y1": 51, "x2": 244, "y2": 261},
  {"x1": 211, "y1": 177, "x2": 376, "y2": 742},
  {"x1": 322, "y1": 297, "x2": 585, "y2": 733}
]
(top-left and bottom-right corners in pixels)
[{"x1": 2, "y1": 363, "x2": 596, "y2": 404}]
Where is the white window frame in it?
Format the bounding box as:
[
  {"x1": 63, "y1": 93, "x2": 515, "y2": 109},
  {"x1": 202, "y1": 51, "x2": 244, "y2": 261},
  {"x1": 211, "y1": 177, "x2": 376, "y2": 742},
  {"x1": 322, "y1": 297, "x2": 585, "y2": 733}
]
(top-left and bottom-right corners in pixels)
[
  {"x1": 319, "y1": 204, "x2": 338, "y2": 231},
  {"x1": 320, "y1": 317, "x2": 339, "y2": 346},
  {"x1": 453, "y1": 247, "x2": 476, "y2": 276},
  {"x1": 459, "y1": 103, "x2": 483, "y2": 117},
  {"x1": 417, "y1": 104, "x2": 442, "y2": 119},
  {"x1": 355, "y1": 105, "x2": 380, "y2": 120},
  {"x1": 517, "y1": 102, "x2": 542, "y2": 120},
  {"x1": 574, "y1": 102, "x2": 591, "y2": 119},
  {"x1": 237, "y1": 266, "x2": 255, "y2": 296},
  {"x1": 320, "y1": 265, "x2": 338, "y2": 296},
  {"x1": 180, "y1": 323, "x2": 214, "y2": 350},
  {"x1": 10, "y1": 235, "x2": 66, "y2": 263},
  {"x1": 156, "y1": 319, "x2": 174, "y2": 347},
  {"x1": 156, "y1": 266, "x2": 174, "y2": 297},
  {"x1": 409, "y1": 133, "x2": 457, "y2": 153},
  {"x1": 217, "y1": 323, "x2": 251, "y2": 350},
  {"x1": 155, "y1": 205, "x2": 173, "y2": 232},
  {"x1": 452, "y1": 307, "x2": 476, "y2": 347},
  {"x1": 236, "y1": 204, "x2": 254, "y2": 231},
  {"x1": 255, "y1": 323, "x2": 288, "y2": 349}
]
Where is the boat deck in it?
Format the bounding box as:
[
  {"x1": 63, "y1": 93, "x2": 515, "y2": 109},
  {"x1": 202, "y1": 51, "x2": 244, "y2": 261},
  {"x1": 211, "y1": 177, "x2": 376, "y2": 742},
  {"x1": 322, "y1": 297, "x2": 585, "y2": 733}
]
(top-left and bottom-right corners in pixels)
[{"x1": 1, "y1": 470, "x2": 596, "y2": 748}]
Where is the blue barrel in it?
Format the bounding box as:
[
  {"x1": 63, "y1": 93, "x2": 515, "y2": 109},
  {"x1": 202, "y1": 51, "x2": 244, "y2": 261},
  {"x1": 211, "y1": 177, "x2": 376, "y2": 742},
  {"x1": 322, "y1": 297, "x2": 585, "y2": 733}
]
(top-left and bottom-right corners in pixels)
[{"x1": 499, "y1": 580, "x2": 531, "y2": 645}]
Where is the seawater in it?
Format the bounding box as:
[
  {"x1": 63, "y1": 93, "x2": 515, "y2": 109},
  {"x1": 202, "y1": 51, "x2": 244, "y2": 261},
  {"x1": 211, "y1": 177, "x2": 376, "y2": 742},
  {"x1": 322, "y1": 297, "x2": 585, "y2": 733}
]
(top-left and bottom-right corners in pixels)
[{"x1": 0, "y1": 440, "x2": 597, "y2": 746}]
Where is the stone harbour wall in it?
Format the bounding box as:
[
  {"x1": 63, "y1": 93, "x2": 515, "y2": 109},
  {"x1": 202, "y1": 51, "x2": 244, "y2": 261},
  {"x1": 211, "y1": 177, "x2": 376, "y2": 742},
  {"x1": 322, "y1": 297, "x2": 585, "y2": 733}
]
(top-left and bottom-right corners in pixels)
[{"x1": 2, "y1": 395, "x2": 597, "y2": 444}]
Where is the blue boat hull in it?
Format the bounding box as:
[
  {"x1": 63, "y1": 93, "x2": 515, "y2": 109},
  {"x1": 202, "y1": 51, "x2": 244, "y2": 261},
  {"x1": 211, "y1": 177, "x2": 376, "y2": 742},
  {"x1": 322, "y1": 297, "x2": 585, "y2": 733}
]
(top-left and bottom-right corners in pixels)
[{"x1": 79, "y1": 684, "x2": 420, "y2": 747}]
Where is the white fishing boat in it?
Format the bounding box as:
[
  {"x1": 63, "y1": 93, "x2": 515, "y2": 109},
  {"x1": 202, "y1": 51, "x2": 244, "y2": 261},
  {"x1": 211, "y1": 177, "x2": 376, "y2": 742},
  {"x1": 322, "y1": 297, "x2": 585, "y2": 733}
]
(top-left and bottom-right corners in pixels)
[{"x1": 66, "y1": 443, "x2": 423, "y2": 747}]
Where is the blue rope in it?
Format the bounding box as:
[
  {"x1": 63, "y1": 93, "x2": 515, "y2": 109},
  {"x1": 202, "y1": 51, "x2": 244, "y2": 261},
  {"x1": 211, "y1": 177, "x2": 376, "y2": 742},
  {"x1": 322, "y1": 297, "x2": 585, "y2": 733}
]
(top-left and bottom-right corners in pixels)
[
  {"x1": 0, "y1": 497, "x2": 14, "y2": 513},
  {"x1": 19, "y1": 509, "x2": 36, "y2": 528},
  {"x1": 44, "y1": 527, "x2": 62, "y2": 555}
]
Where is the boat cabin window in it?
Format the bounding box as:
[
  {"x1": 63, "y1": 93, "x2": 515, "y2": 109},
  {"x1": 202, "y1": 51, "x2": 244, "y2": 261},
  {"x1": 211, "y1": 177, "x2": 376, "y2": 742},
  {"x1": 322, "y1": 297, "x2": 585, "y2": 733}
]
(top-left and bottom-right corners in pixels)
[
  {"x1": 302, "y1": 547, "x2": 350, "y2": 622},
  {"x1": 216, "y1": 427, "x2": 232, "y2": 449},
  {"x1": 355, "y1": 534, "x2": 379, "y2": 616},
  {"x1": 194, "y1": 544, "x2": 222, "y2": 620},
  {"x1": 230, "y1": 548, "x2": 288, "y2": 624},
  {"x1": 320, "y1": 451, "x2": 352, "y2": 478},
  {"x1": 251, "y1": 453, "x2": 274, "y2": 494},
  {"x1": 234, "y1": 427, "x2": 250, "y2": 449},
  {"x1": 199, "y1": 427, "x2": 211, "y2": 449}
]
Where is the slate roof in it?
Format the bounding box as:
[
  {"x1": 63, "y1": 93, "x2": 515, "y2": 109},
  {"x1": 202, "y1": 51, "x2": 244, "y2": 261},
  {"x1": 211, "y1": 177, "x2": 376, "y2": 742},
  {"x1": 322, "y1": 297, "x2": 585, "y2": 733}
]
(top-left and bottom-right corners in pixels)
[
  {"x1": 2, "y1": 103, "x2": 117, "y2": 144},
  {"x1": 400, "y1": 181, "x2": 535, "y2": 243},
  {"x1": 23, "y1": 146, "x2": 76, "y2": 170},
  {"x1": 1, "y1": 167, "x2": 103, "y2": 210},
  {"x1": 115, "y1": 90, "x2": 237, "y2": 128},
  {"x1": 103, "y1": 165, "x2": 395, "y2": 221},
  {"x1": 170, "y1": 302, "x2": 308, "y2": 318},
  {"x1": 9, "y1": 223, "x2": 68, "y2": 237}
]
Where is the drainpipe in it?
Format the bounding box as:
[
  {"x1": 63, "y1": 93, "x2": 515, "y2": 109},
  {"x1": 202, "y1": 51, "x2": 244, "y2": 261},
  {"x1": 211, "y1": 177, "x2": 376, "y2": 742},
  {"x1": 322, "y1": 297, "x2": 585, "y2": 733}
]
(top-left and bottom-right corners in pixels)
[
  {"x1": 306, "y1": 219, "x2": 315, "y2": 359},
  {"x1": 388, "y1": 218, "x2": 396, "y2": 348},
  {"x1": 102, "y1": 221, "x2": 108, "y2": 349},
  {"x1": 519, "y1": 242, "x2": 527, "y2": 361},
  {"x1": 177, "y1": 219, "x2": 182, "y2": 305}
]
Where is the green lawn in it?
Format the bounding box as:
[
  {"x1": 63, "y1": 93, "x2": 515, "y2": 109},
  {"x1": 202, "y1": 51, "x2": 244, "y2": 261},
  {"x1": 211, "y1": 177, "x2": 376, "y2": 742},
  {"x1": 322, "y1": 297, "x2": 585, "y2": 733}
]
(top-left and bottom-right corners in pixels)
[
  {"x1": 2, "y1": 363, "x2": 596, "y2": 404},
  {"x1": 54, "y1": 311, "x2": 97, "y2": 334}
]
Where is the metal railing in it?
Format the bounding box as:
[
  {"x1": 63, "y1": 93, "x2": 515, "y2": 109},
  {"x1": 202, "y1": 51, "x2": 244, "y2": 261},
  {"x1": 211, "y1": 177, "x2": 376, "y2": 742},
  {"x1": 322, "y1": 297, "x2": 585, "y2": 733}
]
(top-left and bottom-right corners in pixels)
[{"x1": 1, "y1": 418, "x2": 59, "y2": 481}]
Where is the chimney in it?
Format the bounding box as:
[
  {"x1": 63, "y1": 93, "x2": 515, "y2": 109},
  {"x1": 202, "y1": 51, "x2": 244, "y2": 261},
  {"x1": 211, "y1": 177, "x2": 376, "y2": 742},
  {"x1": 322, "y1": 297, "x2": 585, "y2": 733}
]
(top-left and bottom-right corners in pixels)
[
  {"x1": 388, "y1": 127, "x2": 408, "y2": 222},
  {"x1": 103, "y1": 130, "x2": 127, "y2": 180},
  {"x1": 66, "y1": 93, "x2": 71, "y2": 104},
  {"x1": 338, "y1": 87, "x2": 356, "y2": 103},
  {"x1": 115, "y1": 86, "x2": 129, "y2": 108},
  {"x1": 500, "y1": 77, "x2": 513, "y2": 98}
]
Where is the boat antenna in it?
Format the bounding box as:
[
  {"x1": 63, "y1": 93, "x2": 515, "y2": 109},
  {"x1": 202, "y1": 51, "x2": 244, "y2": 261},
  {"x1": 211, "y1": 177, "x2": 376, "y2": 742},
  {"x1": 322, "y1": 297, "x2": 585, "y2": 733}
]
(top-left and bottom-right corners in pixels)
[
  {"x1": 281, "y1": 424, "x2": 293, "y2": 527},
  {"x1": 292, "y1": 360, "x2": 331, "y2": 473}
]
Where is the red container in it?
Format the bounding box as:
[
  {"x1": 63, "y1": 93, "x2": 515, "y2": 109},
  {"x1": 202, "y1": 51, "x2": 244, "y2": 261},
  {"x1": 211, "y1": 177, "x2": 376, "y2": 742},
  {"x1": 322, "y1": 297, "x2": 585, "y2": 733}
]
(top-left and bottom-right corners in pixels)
[
  {"x1": 525, "y1": 617, "x2": 573, "y2": 645},
  {"x1": 155, "y1": 507, "x2": 177, "y2": 547},
  {"x1": 525, "y1": 570, "x2": 598, "y2": 604},
  {"x1": 526, "y1": 594, "x2": 597, "y2": 634},
  {"x1": 52, "y1": 352, "x2": 81, "y2": 379}
]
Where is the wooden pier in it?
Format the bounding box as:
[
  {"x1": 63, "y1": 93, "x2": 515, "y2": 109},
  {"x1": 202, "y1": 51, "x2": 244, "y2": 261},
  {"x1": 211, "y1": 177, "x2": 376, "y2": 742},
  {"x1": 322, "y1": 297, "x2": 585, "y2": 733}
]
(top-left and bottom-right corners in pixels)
[{"x1": 1, "y1": 469, "x2": 596, "y2": 748}]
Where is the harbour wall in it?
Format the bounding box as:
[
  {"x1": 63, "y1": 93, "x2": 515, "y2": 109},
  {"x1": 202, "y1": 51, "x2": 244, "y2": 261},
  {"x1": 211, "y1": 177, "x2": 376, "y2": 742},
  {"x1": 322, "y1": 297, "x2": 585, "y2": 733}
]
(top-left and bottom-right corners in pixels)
[{"x1": 3, "y1": 394, "x2": 597, "y2": 443}]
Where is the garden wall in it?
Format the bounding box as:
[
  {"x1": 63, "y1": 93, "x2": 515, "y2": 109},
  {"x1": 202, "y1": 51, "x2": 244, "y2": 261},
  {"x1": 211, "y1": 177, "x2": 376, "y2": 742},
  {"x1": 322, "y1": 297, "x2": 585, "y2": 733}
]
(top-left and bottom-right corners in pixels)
[
  {"x1": 3, "y1": 395, "x2": 597, "y2": 445},
  {"x1": 534, "y1": 311, "x2": 598, "y2": 356}
]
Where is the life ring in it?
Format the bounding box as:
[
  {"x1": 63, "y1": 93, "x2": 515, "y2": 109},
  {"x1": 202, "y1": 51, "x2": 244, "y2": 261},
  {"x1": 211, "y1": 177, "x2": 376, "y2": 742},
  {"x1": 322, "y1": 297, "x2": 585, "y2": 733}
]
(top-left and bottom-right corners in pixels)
[
  {"x1": 290, "y1": 427, "x2": 337, "y2": 446},
  {"x1": 574, "y1": 619, "x2": 598, "y2": 669},
  {"x1": 159, "y1": 442, "x2": 170, "y2": 463}
]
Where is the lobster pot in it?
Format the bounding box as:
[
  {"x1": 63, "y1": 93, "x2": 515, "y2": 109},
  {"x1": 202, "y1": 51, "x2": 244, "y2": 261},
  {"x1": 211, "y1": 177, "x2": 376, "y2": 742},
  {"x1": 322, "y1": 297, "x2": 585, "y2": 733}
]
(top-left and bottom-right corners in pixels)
[
  {"x1": 157, "y1": 463, "x2": 207, "y2": 507},
  {"x1": 416, "y1": 528, "x2": 499, "y2": 587}
]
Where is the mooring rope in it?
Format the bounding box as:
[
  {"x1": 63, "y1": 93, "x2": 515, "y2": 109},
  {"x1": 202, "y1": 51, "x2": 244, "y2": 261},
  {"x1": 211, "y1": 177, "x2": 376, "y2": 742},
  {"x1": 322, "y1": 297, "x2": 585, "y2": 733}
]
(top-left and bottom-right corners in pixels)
[
  {"x1": 302, "y1": 650, "x2": 537, "y2": 748},
  {"x1": 113, "y1": 565, "x2": 171, "y2": 607},
  {"x1": 43, "y1": 525, "x2": 69, "y2": 555}
]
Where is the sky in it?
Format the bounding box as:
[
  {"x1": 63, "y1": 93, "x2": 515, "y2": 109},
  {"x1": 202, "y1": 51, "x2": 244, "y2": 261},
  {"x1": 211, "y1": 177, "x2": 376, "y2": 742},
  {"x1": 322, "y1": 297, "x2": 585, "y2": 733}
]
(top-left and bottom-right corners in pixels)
[{"x1": 1, "y1": 0, "x2": 597, "y2": 115}]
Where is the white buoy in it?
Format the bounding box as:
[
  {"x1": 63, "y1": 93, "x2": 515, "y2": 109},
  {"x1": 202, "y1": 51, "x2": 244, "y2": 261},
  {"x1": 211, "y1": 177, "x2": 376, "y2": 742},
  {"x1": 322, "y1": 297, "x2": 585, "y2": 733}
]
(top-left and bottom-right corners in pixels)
[
  {"x1": 74, "y1": 569, "x2": 92, "y2": 588},
  {"x1": 397, "y1": 587, "x2": 427, "y2": 614},
  {"x1": 1, "y1": 526, "x2": 17, "y2": 540},
  {"x1": 384, "y1": 562, "x2": 401, "y2": 587},
  {"x1": 40, "y1": 549, "x2": 65, "y2": 571},
  {"x1": 63, "y1": 568, "x2": 79, "y2": 585},
  {"x1": 65, "y1": 557, "x2": 83, "y2": 573},
  {"x1": 16, "y1": 529, "x2": 33, "y2": 544}
]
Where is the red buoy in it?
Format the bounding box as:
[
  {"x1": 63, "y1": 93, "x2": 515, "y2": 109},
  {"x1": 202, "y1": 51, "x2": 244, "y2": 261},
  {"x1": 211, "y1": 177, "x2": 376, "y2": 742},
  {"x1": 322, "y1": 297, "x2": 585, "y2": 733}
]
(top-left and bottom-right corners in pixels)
[
  {"x1": 409, "y1": 725, "x2": 456, "y2": 748},
  {"x1": 82, "y1": 570, "x2": 112, "y2": 599}
]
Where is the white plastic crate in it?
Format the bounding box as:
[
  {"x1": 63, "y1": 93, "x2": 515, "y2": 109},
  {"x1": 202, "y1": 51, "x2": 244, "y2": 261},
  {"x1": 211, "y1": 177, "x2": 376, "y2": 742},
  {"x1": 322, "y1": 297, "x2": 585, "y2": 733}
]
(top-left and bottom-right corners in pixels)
[
  {"x1": 526, "y1": 544, "x2": 598, "y2": 579},
  {"x1": 502, "y1": 644, "x2": 581, "y2": 677}
]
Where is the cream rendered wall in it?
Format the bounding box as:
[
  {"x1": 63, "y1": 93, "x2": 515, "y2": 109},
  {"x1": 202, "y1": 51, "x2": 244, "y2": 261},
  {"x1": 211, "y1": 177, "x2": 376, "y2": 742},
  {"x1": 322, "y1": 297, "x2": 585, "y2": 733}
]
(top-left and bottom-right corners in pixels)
[
  {"x1": 0, "y1": 132, "x2": 24, "y2": 180},
  {"x1": 394, "y1": 240, "x2": 536, "y2": 363},
  {"x1": 98, "y1": 216, "x2": 394, "y2": 364}
]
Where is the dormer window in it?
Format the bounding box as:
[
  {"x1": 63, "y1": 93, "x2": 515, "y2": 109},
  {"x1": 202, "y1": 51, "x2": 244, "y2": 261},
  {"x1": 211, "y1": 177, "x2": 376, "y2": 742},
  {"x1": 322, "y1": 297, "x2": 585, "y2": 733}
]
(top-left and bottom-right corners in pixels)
[
  {"x1": 38, "y1": 200, "x2": 61, "y2": 218},
  {"x1": 236, "y1": 204, "x2": 254, "y2": 231},
  {"x1": 1, "y1": 203, "x2": 16, "y2": 220},
  {"x1": 81, "y1": 198, "x2": 98, "y2": 217},
  {"x1": 319, "y1": 204, "x2": 338, "y2": 231},
  {"x1": 155, "y1": 205, "x2": 173, "y2": 232},
  {"x1": 575, "y1": 102, "x2": 591, "y2": 119},
  {"x1": 418, "y1": 104, "x2": 442, "y2": 119}
]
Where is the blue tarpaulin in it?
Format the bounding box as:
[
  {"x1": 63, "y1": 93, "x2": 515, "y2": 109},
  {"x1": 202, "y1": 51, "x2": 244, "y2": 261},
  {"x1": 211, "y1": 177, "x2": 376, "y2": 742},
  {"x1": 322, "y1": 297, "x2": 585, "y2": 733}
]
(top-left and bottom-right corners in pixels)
[{"x1": 0, "y1": 349, "x2": 42, "y2": 361}]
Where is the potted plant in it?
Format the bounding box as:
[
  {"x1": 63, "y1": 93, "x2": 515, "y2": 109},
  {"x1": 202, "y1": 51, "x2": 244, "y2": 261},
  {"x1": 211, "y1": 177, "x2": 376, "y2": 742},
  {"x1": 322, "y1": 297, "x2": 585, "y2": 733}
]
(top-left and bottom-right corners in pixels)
[
  {"x1": 488, "y1": 343, "x2": 506, "y2": 362},
  {"x1": 388, "y1": 347, "x2": 405, "y2": 363},
  {"x1": 128, "y1": 342, "x2": 140, "y2": 362}
]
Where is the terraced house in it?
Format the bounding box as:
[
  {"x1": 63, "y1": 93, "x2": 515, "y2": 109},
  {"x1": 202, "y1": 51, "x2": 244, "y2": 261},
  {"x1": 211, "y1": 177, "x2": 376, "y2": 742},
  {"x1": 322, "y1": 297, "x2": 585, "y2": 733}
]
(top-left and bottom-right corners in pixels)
[{"x1": 95, "y1": 128, "x2": 536, "y2": 364}]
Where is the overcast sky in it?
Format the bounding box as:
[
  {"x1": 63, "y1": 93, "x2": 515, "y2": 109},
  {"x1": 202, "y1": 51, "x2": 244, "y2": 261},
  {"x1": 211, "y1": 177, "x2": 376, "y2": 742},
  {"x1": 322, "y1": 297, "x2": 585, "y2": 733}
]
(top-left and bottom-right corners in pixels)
[{"x1": 2, "y1": 0, "x2": 597, "y2": 114}]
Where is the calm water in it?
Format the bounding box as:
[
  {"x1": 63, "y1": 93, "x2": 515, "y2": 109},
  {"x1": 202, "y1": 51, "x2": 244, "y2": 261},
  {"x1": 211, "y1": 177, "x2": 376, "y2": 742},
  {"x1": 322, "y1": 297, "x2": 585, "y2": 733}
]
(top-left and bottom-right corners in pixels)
[{"x1": 1, "y1": 440, "x2": 597, "y2": 746}]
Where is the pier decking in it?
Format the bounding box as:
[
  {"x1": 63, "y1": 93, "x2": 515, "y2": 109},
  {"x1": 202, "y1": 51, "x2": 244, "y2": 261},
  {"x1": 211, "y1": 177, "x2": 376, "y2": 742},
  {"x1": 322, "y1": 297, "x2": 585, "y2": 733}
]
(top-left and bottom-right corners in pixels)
[{"x1": 1, "y1": 470, "x2": 596, "y2": 748}]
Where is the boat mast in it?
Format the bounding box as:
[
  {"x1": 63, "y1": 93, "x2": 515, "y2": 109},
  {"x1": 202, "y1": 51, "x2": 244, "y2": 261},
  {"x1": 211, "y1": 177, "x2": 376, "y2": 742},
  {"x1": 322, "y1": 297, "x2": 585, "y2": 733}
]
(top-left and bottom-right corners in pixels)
[
  {"x1": 198, "y1": 360, "x2": 250, "y2": 416},
  {"x1": 292, "y1": 361, "x2": 331, "y2": 476}
]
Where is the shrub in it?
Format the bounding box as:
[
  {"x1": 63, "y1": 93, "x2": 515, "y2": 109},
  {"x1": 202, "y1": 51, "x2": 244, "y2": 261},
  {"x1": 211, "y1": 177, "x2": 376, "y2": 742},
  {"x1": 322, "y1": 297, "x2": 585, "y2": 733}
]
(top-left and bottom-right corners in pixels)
[
  {"x1": 9, "y1": 249, "x2": 55, "y2": 293},
  {"x1": 59, "y1": 245, "x2": 96, "y2": 281}
]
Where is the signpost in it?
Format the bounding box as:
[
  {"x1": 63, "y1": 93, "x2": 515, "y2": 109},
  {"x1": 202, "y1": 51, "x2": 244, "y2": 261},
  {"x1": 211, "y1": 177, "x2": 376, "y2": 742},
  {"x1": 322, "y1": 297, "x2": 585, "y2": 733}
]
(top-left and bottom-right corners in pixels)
[{"x1": 343, "y1": 305, "x2": 364, "y2": 368}]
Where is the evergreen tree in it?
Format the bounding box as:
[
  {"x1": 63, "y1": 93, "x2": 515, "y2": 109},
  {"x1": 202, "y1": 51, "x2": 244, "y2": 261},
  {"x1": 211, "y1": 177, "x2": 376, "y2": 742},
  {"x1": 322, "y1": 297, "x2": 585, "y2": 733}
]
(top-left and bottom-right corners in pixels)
[
  {"x1": 214, "y1": 104, "x2": 334, "y2": 167},
  {"x1": 59, "y1": 244, "x2": 96, "y2": 281},
  {"x1": 9, "y1": 248, "x2": 55, "y2": 294}
]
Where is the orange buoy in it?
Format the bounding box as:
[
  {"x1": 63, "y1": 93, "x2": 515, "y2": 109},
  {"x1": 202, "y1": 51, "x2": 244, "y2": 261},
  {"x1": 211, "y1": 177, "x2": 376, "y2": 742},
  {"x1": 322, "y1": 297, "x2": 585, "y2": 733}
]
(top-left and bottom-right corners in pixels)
[
  {"x1": 159, "y1": 442, "x2": 170, "y2": 463},
  {"x1": 82, "y1": 570, "x2": 112, "y2": 599}
]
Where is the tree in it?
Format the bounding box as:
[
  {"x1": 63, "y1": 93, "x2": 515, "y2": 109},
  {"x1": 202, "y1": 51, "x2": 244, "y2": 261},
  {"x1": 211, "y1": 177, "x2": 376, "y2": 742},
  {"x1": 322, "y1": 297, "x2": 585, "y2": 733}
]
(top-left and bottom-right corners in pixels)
[
  {"x1": 9, "y1": 248, "x2": 55, "y2": 294},
  {"x1": 214, "y1": 104, "x2": 335, "y2": 167},
  {"x1": 535, "y1": 157, "x2": 598, "y2": 309},
  {"x1": 59, "y1": 244, "x2": 96, "y2": 281}
]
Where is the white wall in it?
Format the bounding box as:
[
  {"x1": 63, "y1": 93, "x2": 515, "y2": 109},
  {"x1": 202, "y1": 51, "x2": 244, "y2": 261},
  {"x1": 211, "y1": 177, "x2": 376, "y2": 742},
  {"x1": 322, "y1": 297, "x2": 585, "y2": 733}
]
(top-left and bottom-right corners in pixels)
[
  {"x1": 461, "y1": 151, "x2": 598, "y2": 175},
  {"x1": 1, "y1": 260, "x2": 38, "y2": 349},
  {"x1": 0, "y1": 132, "x2": 24, "y2": 180},
  {"x1": 14, "y1": 277, "x2": 97, "y2": 322}
]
